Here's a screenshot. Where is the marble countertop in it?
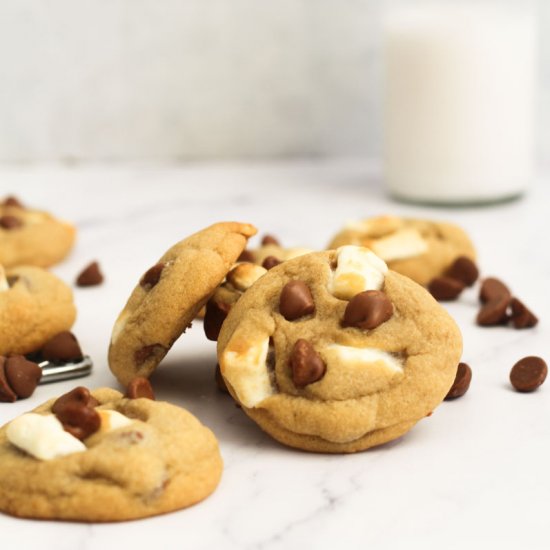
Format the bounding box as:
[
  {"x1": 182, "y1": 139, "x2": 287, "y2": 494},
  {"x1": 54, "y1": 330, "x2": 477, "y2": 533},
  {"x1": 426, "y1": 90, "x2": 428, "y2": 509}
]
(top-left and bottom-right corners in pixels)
[{"x1": 1, "y1": 160, "x2": 549, "y2": 550}]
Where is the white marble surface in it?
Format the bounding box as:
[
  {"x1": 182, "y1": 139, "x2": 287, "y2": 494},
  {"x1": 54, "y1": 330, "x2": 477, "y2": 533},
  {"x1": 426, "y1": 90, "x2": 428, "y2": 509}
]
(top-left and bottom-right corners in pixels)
[{"x1": 0, "y1": 160, "x2": 549, "y2": 549}]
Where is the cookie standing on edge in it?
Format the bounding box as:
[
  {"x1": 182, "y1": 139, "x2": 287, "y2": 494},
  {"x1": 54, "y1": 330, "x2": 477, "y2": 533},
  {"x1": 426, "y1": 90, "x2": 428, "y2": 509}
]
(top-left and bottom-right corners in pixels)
[
  {"x1": 0, "y1": 196, "x2": 76, "y2": 268},
  {"x1": 328, "y1": 216, "x2": 476, "y2": 287},
  {"x1": 109, "y1": 222, "x2": 257, "y2": 386},
  {"x1": 217, "y1": 245, "x2": 463, "y2": 453},
  {"x1": 0, "y1": 387, "x2": 222, "y2": 521}
]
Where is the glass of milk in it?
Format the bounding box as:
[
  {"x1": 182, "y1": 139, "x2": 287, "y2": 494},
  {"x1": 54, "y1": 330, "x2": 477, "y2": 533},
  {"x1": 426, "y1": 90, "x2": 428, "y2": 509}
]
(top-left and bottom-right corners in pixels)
[{"x1": 383, "y1": 0, "x2": 537, "y2": 205}]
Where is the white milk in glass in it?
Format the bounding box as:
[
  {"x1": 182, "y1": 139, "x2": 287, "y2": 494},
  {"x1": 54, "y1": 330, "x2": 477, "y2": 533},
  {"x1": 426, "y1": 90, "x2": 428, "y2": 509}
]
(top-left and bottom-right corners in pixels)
[{"x1": 384, "y1": 0, "x2": 536, "y2": 204}]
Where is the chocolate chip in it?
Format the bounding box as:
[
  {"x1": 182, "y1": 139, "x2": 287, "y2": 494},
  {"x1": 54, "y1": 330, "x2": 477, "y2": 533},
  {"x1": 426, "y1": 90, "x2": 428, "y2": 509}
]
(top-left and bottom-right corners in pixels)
[
  {"x1": 445, "y1": 256, "x2": 479, "y2": 287},
  {"x1": 6, "y1": 275, "x2": 19, "y2": 287},
  {"x1": 5, "y1": 356, "x2": 42, "y2": 399},
  {"x1": 510, "y1": 356, "x2": 547, "y2": 392},
  {"x1": 41, "y1": 331, "x2": 83, "y2": 362},
  {"x1": 76, "y1": 261, "x2": 104, "y2": 287},
  {"x1": 140, "y1": 263, "x2": 165, "y2": 289},
  {"x1": 262, "y1": 256, "x2": 282, "y2": 270},
  {"x1": 0, "y1": 357, "x2": 17, "y2": 403},
  {"x1": 52, "y1": 387, "x2": 99, "y2": 415},
  {"x1": 342, "y1": 290, "x2": 393, "y2": 330},
  {"x1": 445, "y1": 363, "x2": 472, "y2": 400},
  {"x1": 3, "y1": 196, "x2": 24, "y2": 208},
  {"x1": 510, "y1": 298, "x2": 538, "y2": 329},
  {"x1": 0, "y1": 215, "x2": 23, "y2": 229},
  {"x1": 238, "y1": 249, "x2": 254, "y2": 262},
  {"x1": 126, "y1": 377, "x2": 155, "y2": 400},
  {"x1": 215, "y1": 364, "x2": 229, "y2": 394},
  {"x1": 477, "y1": 294, "x2": 511, "y2": 326},
  {"x1": 134, "y1": 344, "x2": 165, "y2": 365},
  {"x1": 279, "y1": 281, "x2": 315, "y2": 321},
  {"x1": 479, "y1": 277, "x2": 511, "y2": 303},
  {"x1": 261, "y1": 235, "x2": 280, "y2": 246},
  {"x1": 289, "y1": 339, "x2": 326, "y2": 388},
  {"x1": 55, "y1": 401, "x2": 101, "y2": 440},
  {"x1": 428, "y1": 276, "x2": 465, "y2": 301},
  {"x1": 204, "y1": 299, "x2": 231, "y2": 341}
]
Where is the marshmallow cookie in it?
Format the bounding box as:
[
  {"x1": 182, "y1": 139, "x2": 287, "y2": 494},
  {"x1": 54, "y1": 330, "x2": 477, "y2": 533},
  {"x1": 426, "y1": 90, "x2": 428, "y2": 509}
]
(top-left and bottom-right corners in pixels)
[
  {"x1": 0, "y1": 196, "x2": 76, "y2": 268},
  {"x1": 0, "y1": 265, "x2": 76, "y2": 356},
  {"x1": 217, "y1": 245, "x2": 462, "y2": 453},
  {"x1": 328, "y1": 216, "x2": 476, "y2": 287},
  {"x1": 0, "y1": 385, "x2": 222, "y2": 521},
  {"x1": 109, "y1": 222, "x2": 257, "y2": 386}
]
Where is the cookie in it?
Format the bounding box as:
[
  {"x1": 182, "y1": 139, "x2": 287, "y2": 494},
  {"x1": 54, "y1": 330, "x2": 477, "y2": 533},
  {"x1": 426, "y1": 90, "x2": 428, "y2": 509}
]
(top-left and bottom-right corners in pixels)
[
  {"x1": 0, "y1": 387, "x2": 222, "y2": 521},
  {"x1": 217, "y1": 245, "x2": 462, "y2": 453},
  {"x1": 109, "y1": 222, "x2": 256, "y2": 385},
  {"x1": 0, "y1": 264, "x2": 76, "y2": 356},
  {"x1": 0, "y1": 196, "x2": 76, "y2": 268},
  {"x1": 327, "y1": 216, "x2": 475, "y2": 286}
]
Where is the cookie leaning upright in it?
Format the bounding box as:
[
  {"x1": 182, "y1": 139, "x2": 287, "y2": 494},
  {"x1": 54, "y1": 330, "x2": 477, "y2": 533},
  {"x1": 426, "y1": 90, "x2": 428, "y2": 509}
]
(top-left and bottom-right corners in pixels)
[
  {"x1": 217, "y1": 245, "x2": 462, "y2": 453},
  {"x1": 0, "y1": 196, "x2": 76, "y2": 268},
  {"x1": 109, "y1": 222, "x2": 257, "y2": 385}
]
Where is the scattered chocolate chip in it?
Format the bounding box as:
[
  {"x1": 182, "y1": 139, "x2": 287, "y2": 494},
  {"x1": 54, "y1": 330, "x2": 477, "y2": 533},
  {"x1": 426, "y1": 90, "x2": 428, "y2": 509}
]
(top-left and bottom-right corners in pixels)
[
  {"x1": 262, "y1": 256, "x2": 282, "y2": 270},
  {"x1": 204, "y1": 299, "x2": 231, "y2": 341},
  {"x1": 6, "y1": 275, "x2": 19, "y2": 287},
  {"x1": 445, "y1": 363, "x2": 472, "y2": 400},
  {"x1": 2, "y1": 196, "x2": 24, "y2": 208},
  {"x1": 479, "y1": 277, "x2": 511, "y2": 303},
  {"x1": 215, "y1": 364, "x2": 229, "y2": 394},
  {"x1": 41, "y1": 331, "x2": 83, "y2": 362},
  {"x1": 0, "y1": 358, "x2": 17, "y2": 403},
  {"x1": 261, "y1": 235, "x2": 280, "y2": 246},
  {"x1": 76, "y1": 261, "x2": 104, "y2": 287},
  {"x1": 510, "y1": 298, "x2": 538, "y2": 329},
  {"x1": 126, "y1": 377, "x2": 155, "y2": 400},
  {"x1": 55, "y1": 401, "x2": 101, "y2": 440},
  {"x1": 52, "y1": 387, "x2": 99, "y2": 415},
  {"x1": 510, "y1": 356, "x2": 547, "y2": 392},
  {"x1": 279, "y1": 281, "x2": 315, "y2": 321},
  {"x1": 0, "y1": 215, "x2": 23, "y2": 230},
  {"x1": 134, "y1": 344, "x2": 165, "y2": 365},
  {"x1": 342, "y1": 290, "x2": 394, "y2": 330},
  {"x1": 237, "y1": 249, "x2": 255, "y2": 262},
  {"x1": 5, "y1": 356, "x2": 42, "y2": 399},
  {"x1": 445, "y1": 256, "x2": 479, "y2": 287},
  {"x1": 289, "y1": 339, "x2": 326, "y2": 388},
  {"x1": 428, "y1": 276, "x2": 465, "y2": 301},
  {"x1": 140, "y1": 263, "x2": 165, "y2": 289},
  {"x1": 477, "y1": 294, "x2": 511, "y2": 326}
]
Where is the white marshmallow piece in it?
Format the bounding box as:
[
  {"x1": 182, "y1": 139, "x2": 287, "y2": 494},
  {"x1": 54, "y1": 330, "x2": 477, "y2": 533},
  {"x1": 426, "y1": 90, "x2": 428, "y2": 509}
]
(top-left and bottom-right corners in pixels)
[
  {"x1": 7, "y1": 413, "x2": 86, "y2": 460},
  {"x1": 323, "y1": 344, "x2": 404, "y2": 375},
  {"x1": 222, "y1": 336, "x2": 273, "y2": 408},
  {"x1": 97, "y1": 409, "x2": 134, "y2": 435},
  {"x1": 329, "y1": 246, "x2": 388, "y2": 300},
  {"x1": 227, "y1": 263, "x2": 267, "y2": 291},
  {"x1": 370, "y1": 228, "x2": 428, "y2": 262}
]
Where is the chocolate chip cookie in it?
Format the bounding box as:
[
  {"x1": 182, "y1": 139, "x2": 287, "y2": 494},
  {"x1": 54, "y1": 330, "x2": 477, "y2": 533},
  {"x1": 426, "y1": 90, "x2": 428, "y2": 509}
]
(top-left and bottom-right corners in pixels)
[
  {"x1": 0, "y1": 387, "x2": 222, "y2": 521},
  {"x1": 0, "y1": 196, "x2": 76, "y2": 268},
  {"x1": 328, "y1": 216, "x2": 476, "y2": 286},
  {"x1": 0, "y1": 265, "x2": 76, "y2": 356},
  {"x1": 109, "y1": 222, "x2": 256, "y2": 385},
  {"x1": 217, "y1": 245, "x2": 462, "y2": 453}
]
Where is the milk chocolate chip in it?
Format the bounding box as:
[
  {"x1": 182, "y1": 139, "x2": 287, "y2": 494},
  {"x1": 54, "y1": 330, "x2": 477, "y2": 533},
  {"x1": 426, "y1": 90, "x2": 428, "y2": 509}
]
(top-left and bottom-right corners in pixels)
[
  {"x1": 428, "y1": 276, "x2": 465, "y2": 301},
  {"x1": 126, "y1": 377, "x2": 155, "y2": 400},
  {"x1": 204, "y1": 300, "x2": 231, "y2": 341},
  {"x1": 445, "y1": 363, "x2": 472, "y2": 400},
  {"x1": 0, "y1": 358, "x2": 17, "y2": 402},
  {"x1": 477, "y1": 295, "x2": 511, "y2": 326},
  {"x1": 446, "y1": 256, "x2": 479, "y2": 287},
  {"x1": 342, "y1": 290, "x2": 393, "y2": 330},
  {"x1": 261, "y1": 235, "x2": 280, "y2": 246},
  {"x1": 55, "y1": 402, "x2": 101, "y2": 440},
  {"x1": 289, "y1": 339, "x2": 326, "y2": 388},
  {"x1": 262, "y1": 256, "x2": 282, "y2": 270},
  {"x1": 279, "y1": 281, "x2": 315, "y2": 321},
  {"x1": 510, "y1": 356, "x2": 547, "y2": 392},
  {"x1": 238, "y1": 249, "x2": 254, "y2": 262},
  {"x1": 76, "y1": 261, "x2": 104, "y2": 287},
  {"x1": 5, "y1": 356, "x2": 42, "y2": 399},
  {"x1": 0, "y1": 215, "x2": 23, "y2": 230},
  {"x1": 42, "y1": 331, "x2": 83, "y2": 362},
  {"x1": 2, "y1": 196, "x2": 24, "y2": 208},
  {"x1": 479, "y1": 277, "x2": 511, "y2": 303},
  {"x1": 52, "y1": 386, "x2": 99, "y2": 414},
  {"x1": 509, "y1": 298, "x2": 538, "y2": 329},
  {"x1": 140, "y1": 263, "x2": 165, "y2": 289}
]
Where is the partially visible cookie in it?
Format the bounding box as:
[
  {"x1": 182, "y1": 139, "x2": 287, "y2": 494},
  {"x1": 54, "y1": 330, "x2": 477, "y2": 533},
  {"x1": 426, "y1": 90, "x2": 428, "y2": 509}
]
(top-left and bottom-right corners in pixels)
[
  {"x1": 328, "y1": 216, "x2": 475, "y2": 286},
  {"x1": 109, "y1": 222, "x2": 256, "y2": 385},
  {"x1": 0, "y1": 387, "x2": 222, "y2": 521},
  {"x1": 0, "y1": 196, "x2": 76, "y2": 268},
  {"x1": 0, "y1": 264, "x2": 76, "y2": 356},
  {"x1": 218, "y1": 245, "x2": 462, "y2": 453}
]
